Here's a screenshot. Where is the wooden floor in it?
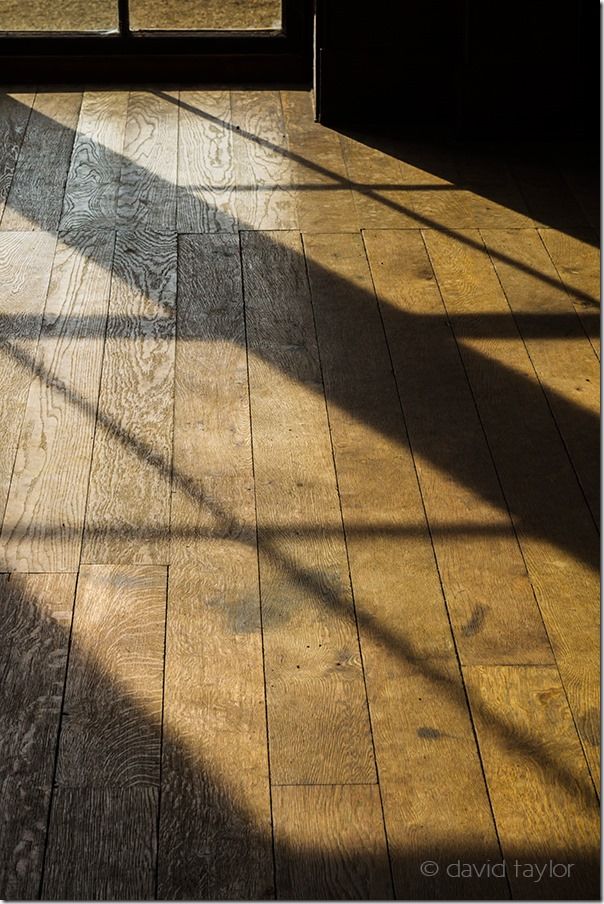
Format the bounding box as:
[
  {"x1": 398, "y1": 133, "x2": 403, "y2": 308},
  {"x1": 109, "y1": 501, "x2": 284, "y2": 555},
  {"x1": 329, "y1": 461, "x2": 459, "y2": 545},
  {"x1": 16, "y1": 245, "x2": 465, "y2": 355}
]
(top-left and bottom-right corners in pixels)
[{"x1": 0, "y1": 88, "x2": 599, "y2": 901}]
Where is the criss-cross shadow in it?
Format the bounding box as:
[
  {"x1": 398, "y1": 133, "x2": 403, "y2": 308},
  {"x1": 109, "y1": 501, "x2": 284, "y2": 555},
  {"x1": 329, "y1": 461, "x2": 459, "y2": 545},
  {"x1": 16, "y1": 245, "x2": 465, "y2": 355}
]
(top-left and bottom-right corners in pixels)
[{"x1": 0, "y1": 89, "x2": 599, "y2": 900}]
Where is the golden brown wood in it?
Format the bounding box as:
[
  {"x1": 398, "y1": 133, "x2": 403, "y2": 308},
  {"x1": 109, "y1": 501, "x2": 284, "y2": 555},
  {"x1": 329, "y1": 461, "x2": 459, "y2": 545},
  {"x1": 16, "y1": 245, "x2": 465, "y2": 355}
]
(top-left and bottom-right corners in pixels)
[
  {"x1": 0, "y1": 230, "x2": 114, "y2": 572},
  {"x1": 363, "y1": 228, "x2": 554, "y2": 667},
  {"x1": 0, "y1": 573, "x2": 76, "y2": 901},
  {"x1": 538, "y1": 228, "x2": 599, "y2": 358},
  {"x1": 81, "y1": 228, "x2": 176, "y2": 564},
  {"x1": 60, "y1": 91, "x2": 129, "y2": 230},
  {"x1": 423, "y1": 227, "x2": 600, "y2": 786},
  {"x1": 242, "y1": 229, "x2": 375, "y2": 784},
  {"x1": 281, "y1": 91, "x2": 358, "y2": 232},
  {"x1": 231, "y1": 90, "x2": 298, "y2": 230},
  {"x1": 0, "y1": 92, "x2": 34, "y2": 223},
  {"x1": 465, "y1": 665, "x2": 599, "y2": 900},
  {"x1": 0, "y1": 92, "x2": 82, "y2": 232},
  {"x1": 273, "y1": 784, "x2": 393, "y2": 899},
  {"x1": 158, "y1": 234, "x2": 273, "y2": 897},
  {"x1": 177, "y1": 90, "x2": 237, "y2": 232},
  {"x1": 481, "y1": 228, "x2": 599, "y2": 527},
  {"x1": 0, "y1": 231, "x2": 56, "y2": 523},
  {"x1": 116, "y1": 90, "x2": 178, "y2": 230},
  {"x1": 304, "y1": 232, "x2": 507, "y2": 900}
]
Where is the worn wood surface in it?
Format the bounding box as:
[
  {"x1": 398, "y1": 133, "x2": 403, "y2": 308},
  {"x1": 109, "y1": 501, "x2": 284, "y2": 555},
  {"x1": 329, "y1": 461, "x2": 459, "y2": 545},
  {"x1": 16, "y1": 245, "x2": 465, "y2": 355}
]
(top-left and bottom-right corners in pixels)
[
  {"x1": 0, "y1": 573, "x2": 76, "y2": 900},
  {"x1": 0, "y1": 231, "x2": 57, "y2": 522},
  {"x1": 0, "y1": 89, "x2": 598, "y2": 900},
  {"x1": 0, "y1": 92, "x2": 82, "y2": 232},
  {"x1": 0, "y1": 230, "x2": 114, "y2": 571}
]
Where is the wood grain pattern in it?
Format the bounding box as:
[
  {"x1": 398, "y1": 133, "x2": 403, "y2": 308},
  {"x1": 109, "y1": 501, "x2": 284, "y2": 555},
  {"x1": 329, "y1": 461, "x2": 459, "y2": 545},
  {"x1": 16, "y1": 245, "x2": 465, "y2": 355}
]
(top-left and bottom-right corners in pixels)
[
  {"x1": 481, "y1": 227, "x2": 599, "y2": 526},
  {"x1": 177, "y1": 90, "x2": 237, "y2": 232},
  {"x1": 42, "y1": 787, "x2": 157, "y2": 900},
  {"x1": 81, "y1": 228, "x2": 176, "y2": 564},
  {"x1": 1, "y1": 92, "x2": 82, "y2": 232},
  {"x1": 60, "y1": 91, "x2": 129, "y2": 230},
  {"x1": 465, "y1": 665, "x2": 599, "y2": 900},
  {"x1": 55, "y1": 564, "x2": 166, "y2": 786},
  {"x1": 242, "y1": 230, "x2": 375, "y2": 784},
  {"x1": 231, "y1": 90, "x2": 298, "y2": 230},
  {"x1": 281, "y1": 91, "x2": 358, "y2": 232},
  {"x1": 158, "y1": 568, "x2": 272, "y2": 899},
  {"x1": 116, "y1": 90, "x2": 178, "y2": 230},
  {"x1": 0, "y1": 229, "x2": 114, "y2": 572},
  {"x1": 538, "y1": 228, "x2": 599, "y2": 358},
  {"x1": 273, "y1": 784, "x2": 392, "y2": 899},
  {"x1": 0, "y1": 92, "x2": 34, "y2": 223},
  {"x1": 363, "y1": 228, "x2": 554, "y2": 667},
  {"x1": 0, "y1": 572, "x2": 76, "y2": 901},
  {"x1": 43, "y1": 566, "x2": 165, "y2": 897},
  {"x1": 158, "y1": 234, "x2": 272, "y2": 897},
  {"x1": 304, "y1": 233, "x2": 507, "y2": 899},
  {"x1": 0, "y1": 231, "x2": 56, "y2": 523}
]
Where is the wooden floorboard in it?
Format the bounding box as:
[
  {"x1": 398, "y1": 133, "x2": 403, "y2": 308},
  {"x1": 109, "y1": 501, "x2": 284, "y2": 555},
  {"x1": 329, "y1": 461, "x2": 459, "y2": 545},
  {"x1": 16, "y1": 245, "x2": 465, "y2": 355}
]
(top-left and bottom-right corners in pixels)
[
  {"x1": 43, "y1": 564, "x2": 166, "y2": 899},
  {"x1": 0, "y1": 92, "x2": 35, "y2": 224},
  {"x1": 81, "y1": 228, "x2": 176, "y2": 565},
  {"x1": 0, "y1": 88, "x2": 598, "y2": 900},
  {"x1": 60, "y1": 91, "x2": 129, "y2": 231},
  {"x1": 242, "y1": 229, "x2": 375, "y2": 785},
  {"x1": 0, "y1": 229, "x2": 114, "y2": 572},
  {"x1": 176, "y1": 90, "x2": 238, "y2": 233},
  {"x1": 0, "y1": 92, "x2": 82, "y2": 233},
  {"x1": 0, "y1": 573, "x2": 76, "y2": 901},
  {"x1": 158, "y1": 234, "x2": 273, "y2": 898},
  {"x1": 0, "y1": 231, "x2": 57, "y2": 524}
]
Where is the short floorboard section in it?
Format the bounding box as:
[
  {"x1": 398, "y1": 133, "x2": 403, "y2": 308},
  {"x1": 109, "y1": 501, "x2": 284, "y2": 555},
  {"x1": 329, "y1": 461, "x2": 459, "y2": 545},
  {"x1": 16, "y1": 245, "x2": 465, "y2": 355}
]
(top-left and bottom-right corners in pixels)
[
  {"x1": 42, "y1": 565, "x2": 166, "y2": 898},
  {"x1": 0, "y1": 573, "x2": 76, "y2": 901},
  {"x1": 273, "y1": 784, "x2": 393, "y2": 900}
]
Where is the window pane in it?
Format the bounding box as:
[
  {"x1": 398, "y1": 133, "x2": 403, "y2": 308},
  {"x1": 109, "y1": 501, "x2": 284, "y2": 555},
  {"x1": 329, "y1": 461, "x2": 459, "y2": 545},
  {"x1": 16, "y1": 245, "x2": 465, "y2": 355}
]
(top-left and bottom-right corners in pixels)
[
  {"x1": 0, "y1": 0, "x2": 118, "y2": 32},
  {"x1": 129, "y1": 0, "x2": 282, "y2": 31}
]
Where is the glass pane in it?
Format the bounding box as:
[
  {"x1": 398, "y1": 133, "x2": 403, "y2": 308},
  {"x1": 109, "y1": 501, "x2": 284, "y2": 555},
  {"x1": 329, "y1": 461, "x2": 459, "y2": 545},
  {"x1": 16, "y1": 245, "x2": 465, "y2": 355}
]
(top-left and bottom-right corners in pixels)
[
  {"x1": 129, "y1": 0, "x2": 282, "y2": 31},
  {"x1": 0, "y1": 0, "x2": 118, "y2": 32}
]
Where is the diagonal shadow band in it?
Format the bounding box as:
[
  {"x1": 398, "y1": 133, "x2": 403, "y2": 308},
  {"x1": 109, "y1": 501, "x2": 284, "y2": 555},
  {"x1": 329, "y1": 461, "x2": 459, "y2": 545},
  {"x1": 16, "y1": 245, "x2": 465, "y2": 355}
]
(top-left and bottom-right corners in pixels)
[
  {"x1": 0, "y1": 93, "x2": 598, "y2": 568},
  {"x1": 1, "y1": 335, "x2": 599, "y2": 806},
  {"x1": 2, "y1": 576, "x2": 599, "y2": 900}
]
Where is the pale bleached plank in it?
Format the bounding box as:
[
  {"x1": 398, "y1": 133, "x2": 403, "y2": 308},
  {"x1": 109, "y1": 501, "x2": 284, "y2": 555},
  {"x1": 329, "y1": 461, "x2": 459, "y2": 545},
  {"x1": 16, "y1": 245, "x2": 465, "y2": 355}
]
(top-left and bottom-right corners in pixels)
[
  {"x1": 363, "y1": 228, "x2": 554, "y2": 667},
  {"x1": 158, "y1": 234, "x2": 272, "y2": 897},
  {"x1": 481, "y1": 228, "x2": 599, "y2": 527},
  {"x1": 81, "y1": 228, "x2": 176, "y2": 564},
  {"x1": 116, "y1": 90, "x2": 178, "y2": 230},
  {"x1": 231, "y1": 90, "x2": 298, "y2": 230},
  {"x1": 177, "y1": 90, "x2": 237, "y2": 232},
  {"x1": 60, "y1": 90, "x2": 129, "y2": 230},
  {"x1": 538, "y1": 228, "x2": 599, "y2": 358},
  {"x1": 0, "y1": 229, "x2": 114, "y2": 572},
  {"x1": 0, "y1": 92, "x2": 35, "y2": 223},
  {"x1": 281, "y1": 91, "x2": 358, "y2": 232},
  {"x1": 0, "y1": 573, "x2": 76, "y2": 901},
  {"x1": 242, "y1": 229, "x2": 375, "y2": 784},
  {"x1": 465, "y1": 665, "x2": 599, "y2": 899},
  {"x1": 1, "y1": 92, "x2": 82, "y2": 232},
  {"x1": 304, "y1": 232, "x2": 507, "y2": 899},
  {"x1": 0, "y1": 231, "x2": 56, "y2": 522},
  {"x1": 273, "y1": 785, "x2": 393, "y2": 899}
]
